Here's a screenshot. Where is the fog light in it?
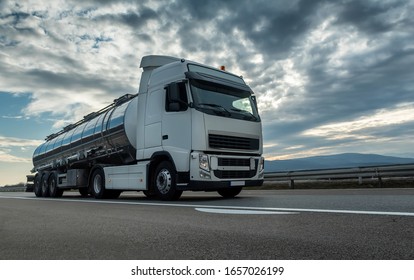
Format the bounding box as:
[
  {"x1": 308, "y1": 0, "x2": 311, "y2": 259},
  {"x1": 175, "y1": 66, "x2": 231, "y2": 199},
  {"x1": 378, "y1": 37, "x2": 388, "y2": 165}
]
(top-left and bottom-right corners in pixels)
[{"x1": 200, "y1": 170, "x2": 211, "y2": 179}]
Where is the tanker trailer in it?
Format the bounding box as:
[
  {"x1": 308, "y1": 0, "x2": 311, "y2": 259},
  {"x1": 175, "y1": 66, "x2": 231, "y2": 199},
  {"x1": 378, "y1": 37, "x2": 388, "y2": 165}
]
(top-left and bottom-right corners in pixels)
[
  {"x1": 29, "y1": 55, "x2": 264, "y2": 200},
  {"x1": 32, "y1": 93, "x2": 138, "y2": 199}
]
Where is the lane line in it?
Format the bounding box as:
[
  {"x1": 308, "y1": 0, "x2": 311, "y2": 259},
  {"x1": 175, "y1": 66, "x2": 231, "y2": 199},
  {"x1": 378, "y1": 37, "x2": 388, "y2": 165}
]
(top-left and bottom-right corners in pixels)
[
  {"x1": 1, "y1": 194, "x2": 414, "y2": 217},
  {"x1": 195, "y1": 208, "x2": 298, "y2": 215}
]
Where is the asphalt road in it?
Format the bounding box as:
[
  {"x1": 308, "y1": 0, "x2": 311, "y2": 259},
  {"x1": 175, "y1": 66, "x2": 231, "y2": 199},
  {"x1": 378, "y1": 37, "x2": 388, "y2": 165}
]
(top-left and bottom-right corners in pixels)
[{"x1": 0, "y1": 188, "x2": 413, "y2": 260}]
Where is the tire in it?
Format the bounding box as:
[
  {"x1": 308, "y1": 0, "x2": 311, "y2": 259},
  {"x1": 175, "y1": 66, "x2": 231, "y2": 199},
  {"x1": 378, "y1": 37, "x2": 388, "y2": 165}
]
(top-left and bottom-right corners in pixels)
[
  {"x1": 48, "y1": 172, "x2": 63, "y2": 198},
  {"x1": 218, "y1": 187, "x2": 242, "y2": 198},
  {"x1": 91, "y1": 168, "x2": 106, "y2": 199},
  {"x1": 153, "y1": 161, "x2": 182, "y2": 201},
  {"x1": 41, "y1": 173, "x2": 50, "y2": 197},
  {"x1": 34, "y1": 174, "x2": 42, "y2": 197}
]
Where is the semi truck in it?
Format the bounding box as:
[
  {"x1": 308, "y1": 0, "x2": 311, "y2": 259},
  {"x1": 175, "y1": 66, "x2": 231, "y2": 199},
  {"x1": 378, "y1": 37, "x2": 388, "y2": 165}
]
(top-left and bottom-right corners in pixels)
[{"x1": 28, "y1": 55, "x2": 264, "y2": 200}]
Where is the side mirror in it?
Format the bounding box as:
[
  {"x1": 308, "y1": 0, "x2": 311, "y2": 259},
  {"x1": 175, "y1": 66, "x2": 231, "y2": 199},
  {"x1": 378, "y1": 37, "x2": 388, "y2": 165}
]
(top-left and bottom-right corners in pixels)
[
  {"x1": 167, "y1": 83, "x2": 180, "y2": 102},
  {"x1": 251, "y1": 95, "x2": 258, "y2": 108}
]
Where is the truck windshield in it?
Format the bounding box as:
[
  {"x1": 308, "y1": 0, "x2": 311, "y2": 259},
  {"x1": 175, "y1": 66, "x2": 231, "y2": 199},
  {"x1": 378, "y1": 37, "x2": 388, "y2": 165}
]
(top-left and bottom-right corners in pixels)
[{"x1": 189, "y1": 79, "x2": 260, "y2": 122}]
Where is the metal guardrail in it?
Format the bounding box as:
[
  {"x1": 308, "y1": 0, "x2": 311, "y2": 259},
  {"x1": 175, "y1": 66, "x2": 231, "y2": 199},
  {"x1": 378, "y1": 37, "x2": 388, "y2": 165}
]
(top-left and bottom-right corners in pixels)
[
  {"x1": 0, "y1": 186, "x2": 27, "y2": 192},
  {"x1": 264, "y1": 163, "x2": 414, "y2": 188}
]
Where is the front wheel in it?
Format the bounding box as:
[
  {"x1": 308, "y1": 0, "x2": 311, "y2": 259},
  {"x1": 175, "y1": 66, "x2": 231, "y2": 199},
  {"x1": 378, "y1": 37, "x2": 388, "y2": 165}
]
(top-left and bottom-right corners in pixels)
[
  {"x1": 153, "y1": 162, "x2": 182, "y2": 201},
  {"x1": 218, "y1": 187, "x2": 242, "y2": 198}
]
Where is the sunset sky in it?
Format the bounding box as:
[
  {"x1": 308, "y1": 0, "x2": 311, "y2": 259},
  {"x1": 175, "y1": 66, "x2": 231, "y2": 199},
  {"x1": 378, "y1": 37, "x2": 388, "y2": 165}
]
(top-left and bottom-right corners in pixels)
[{"x1": 1, "y1": 0, "x2": 414, "y2": 185}]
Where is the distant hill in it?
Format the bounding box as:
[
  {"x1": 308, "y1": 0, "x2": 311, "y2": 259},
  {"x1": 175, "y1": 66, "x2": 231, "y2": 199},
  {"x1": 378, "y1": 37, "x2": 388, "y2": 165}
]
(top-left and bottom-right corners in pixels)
[{"x1": 265, "y1": 153, "x2": 414, "y2": 172}]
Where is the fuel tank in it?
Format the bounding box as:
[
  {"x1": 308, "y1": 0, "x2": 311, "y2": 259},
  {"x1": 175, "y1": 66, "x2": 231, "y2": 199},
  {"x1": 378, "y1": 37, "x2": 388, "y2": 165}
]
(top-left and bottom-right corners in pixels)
[{"x1": 32, "y1": 94, "x2": 138, "y2": 171}]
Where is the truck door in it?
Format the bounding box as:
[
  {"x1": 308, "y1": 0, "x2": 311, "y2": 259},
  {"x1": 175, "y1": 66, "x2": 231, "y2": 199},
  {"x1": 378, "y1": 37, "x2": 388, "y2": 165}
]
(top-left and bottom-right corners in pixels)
[{"x1": 162, "y1": 81, "x2": 192, "y2": 173}]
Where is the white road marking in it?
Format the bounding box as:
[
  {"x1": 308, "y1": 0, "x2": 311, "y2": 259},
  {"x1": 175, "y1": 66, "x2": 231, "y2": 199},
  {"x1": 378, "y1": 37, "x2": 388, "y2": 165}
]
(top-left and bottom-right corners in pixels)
[
  {"x1": 1, "y1": 194, "x2": 414, "y2": 216},
  {"x1": 195, "y1": 208, "x2": 298, "y2": 215}
]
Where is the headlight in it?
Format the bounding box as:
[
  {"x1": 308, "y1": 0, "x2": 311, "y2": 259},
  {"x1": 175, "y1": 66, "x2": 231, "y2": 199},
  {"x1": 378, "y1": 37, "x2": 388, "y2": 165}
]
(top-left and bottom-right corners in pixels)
[
  {"x1": 259, "y1": 157, "x2": 265, "y2": 173},
  {"x1": 199, "y1": 154, "x2": 210, "y2": 171}
]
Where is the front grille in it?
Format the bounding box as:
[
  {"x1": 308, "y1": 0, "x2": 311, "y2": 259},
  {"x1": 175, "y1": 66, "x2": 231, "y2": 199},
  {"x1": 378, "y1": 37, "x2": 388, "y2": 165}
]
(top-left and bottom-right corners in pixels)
[
  {"x1": 218, "y1": 158, "x2": 251, "y2": 166},
  {"x1": 214, "y1": 157, "x2": 258, "y2": 179},
  {"x1": 214, "y1": 170, "x2": 256, "y2": 179},
  {"x1": 209, "y1": 134, "x2": 259, "y2": 150}
]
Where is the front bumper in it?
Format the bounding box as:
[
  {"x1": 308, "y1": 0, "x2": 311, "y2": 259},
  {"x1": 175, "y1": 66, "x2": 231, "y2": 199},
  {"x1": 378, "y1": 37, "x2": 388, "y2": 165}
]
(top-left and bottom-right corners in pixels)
[
  {"x1": 177, "y1": 179, "x2": 264, "y2": 191},
  {"x1": 184, "y1": 152, "x2": 264, "y2": 191}
]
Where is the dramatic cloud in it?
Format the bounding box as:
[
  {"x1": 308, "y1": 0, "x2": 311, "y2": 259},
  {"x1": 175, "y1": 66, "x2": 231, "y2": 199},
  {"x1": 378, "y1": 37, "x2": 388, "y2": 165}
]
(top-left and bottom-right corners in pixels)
[
  {"x1": 0, "y1": 135, "x2": 43, "y2": 148},
  {"x1": 1, "y1": 0, "x2": 414, "y2": 167},
  {"x1": 0, "y1": 150, "x2": 31, "y2": 163},
  {"x1": 0, "y1": 136, "x2": 42, "y2": 164}
]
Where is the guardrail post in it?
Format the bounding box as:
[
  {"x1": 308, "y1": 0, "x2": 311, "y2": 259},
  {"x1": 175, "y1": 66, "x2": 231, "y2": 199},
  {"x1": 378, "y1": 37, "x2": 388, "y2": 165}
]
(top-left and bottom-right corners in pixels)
[
  {"x1": 289, "y1": 179, "x2": 295, "y2": 189},
  {"x1": 375, "y1": 169, "x2": 383, "y2": 188},
  {"x1": 378, "y1": 176, "x2": 383, "y2": 188}
]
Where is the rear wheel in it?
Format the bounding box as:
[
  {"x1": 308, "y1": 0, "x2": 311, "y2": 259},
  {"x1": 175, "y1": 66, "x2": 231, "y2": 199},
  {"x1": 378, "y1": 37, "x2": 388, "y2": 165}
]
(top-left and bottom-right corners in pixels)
[
  {"x1": 153, "y1": 161, "x2": 182, "y2": 201},
  {"x1": 34, "y1": 174, "x2": 42, "y2": 197},
  {"x1": 218, "y1": 187, "x2": 242, "y2": 198},
  {"x1": 91, "y1": 168, "x2": 106, "y2": 199},
  {"x1": 48, "y1": 172, "x2": 63, "y2": 198},
  {"x1": 41, "y1": 173, "x2": 50, "y2": 197}
]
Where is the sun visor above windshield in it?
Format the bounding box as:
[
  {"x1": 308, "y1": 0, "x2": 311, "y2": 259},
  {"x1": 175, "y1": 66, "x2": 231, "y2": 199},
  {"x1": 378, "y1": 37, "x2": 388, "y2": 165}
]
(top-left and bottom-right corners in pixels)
[{"x1": 185, "y1": 71, "x2": 253, "y2": 93}]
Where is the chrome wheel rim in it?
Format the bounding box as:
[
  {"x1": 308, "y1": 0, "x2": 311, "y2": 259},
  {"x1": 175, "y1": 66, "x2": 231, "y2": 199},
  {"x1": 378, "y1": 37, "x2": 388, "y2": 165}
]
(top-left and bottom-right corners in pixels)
[
  {"x1": 156, "y1": 169, "x2": 171, "y2": 194},
  {"x1": 93, "y1": 174, "x2": 102, "y2": 194}
]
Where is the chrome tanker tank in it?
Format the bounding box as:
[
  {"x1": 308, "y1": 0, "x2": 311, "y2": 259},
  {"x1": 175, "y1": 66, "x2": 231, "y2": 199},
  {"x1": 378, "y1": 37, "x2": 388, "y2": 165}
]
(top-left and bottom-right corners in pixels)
[{"x1": 32, "y1": 94, "x2": 138, "y2": 171}]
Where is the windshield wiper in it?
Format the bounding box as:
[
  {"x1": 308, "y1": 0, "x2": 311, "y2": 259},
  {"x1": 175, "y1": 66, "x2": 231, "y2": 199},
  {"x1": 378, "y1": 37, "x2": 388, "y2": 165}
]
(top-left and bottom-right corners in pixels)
[
  {"x1": 230, "y1": 108, "x2": 258, "y2": 121},
  {"x1": 197, "y1": 103, "x2": 231, "y2": 116}
]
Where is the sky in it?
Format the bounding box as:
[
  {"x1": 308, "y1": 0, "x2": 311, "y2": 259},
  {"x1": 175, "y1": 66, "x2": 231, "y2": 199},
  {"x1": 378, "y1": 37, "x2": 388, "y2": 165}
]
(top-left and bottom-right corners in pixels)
[{"x1": 1, "y1": 0, "x2": 414, "y2": 185}]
